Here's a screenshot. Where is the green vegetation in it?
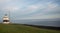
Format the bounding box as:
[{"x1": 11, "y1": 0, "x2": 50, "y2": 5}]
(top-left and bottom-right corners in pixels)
[{"x1": 0, "y1": 24, "x2": 60, "y2": 33}]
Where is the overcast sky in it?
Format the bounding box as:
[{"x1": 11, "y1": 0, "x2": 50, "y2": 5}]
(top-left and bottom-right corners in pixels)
[{"x1": 0, "y1": 0, "x2": 60, "y2": 20}]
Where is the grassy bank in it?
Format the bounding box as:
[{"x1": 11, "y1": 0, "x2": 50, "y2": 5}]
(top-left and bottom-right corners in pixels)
[{"x1": 0, "y1": 24, "x2": 60, "y2": 33}]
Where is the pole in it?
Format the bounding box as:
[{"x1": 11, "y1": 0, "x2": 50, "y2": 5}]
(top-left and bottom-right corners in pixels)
[{"x1": 9, "y1": 10, "x2": 10, "y2": 22}]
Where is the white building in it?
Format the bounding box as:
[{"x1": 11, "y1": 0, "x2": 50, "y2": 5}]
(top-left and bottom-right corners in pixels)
[{"x1": 3, "y1": 14, "x2": 10, "y2": 24}]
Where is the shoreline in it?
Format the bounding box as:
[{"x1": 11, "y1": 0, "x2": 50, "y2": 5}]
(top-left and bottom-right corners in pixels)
[
  {"x1": 23, "y1": 24, "x2": 60, "y2": 30},
  {"x1": 0, "y1": 23, "x2": 60, "y2": 30}
]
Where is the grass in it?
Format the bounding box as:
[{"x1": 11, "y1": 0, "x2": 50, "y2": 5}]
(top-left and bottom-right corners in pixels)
[{"x1": 0, "y1": 24, "x2": 60, "y2": 33}]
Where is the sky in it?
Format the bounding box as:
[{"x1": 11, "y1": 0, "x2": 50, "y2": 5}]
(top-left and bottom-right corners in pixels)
[{"x1": 0, "y1": 0, "x2": 60, "y2": 20}]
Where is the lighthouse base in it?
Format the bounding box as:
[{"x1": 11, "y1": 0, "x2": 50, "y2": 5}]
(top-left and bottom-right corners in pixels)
[{"x1": 3, "y1": 22, "x2": 10, "y2": 24}]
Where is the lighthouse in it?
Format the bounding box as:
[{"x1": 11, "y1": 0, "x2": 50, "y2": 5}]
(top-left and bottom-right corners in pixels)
[{"x1": 3, "y1": 14, "x2": 10, "y2": 24}]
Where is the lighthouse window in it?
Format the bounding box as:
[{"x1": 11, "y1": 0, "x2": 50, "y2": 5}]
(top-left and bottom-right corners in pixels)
[{"x1": 3, "y1": 20, "x2": 9, "y2": 22}]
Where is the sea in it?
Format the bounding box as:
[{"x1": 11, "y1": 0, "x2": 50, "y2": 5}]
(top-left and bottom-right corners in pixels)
[{"x1": 0, "y1": 19, "x2": 60, "y2": 27}]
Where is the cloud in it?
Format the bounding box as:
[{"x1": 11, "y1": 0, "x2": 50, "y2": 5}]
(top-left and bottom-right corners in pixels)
[
  {"x1": 0, "y1": 0, "x2": 60, "y2": 20},
  {"x1": 38, "y1": 2, "x2": 59, "y2": 13},
  {"x1": 0, "y1": 0, "x2": 11, "y2": 3},
  {"x1": 17, "y1": 5, "x2": 39, "y2": 14},
  {"x1": 18, "y1": 4, "x2": 46, "y2": 15},
  {"x1": 25, "y1": 5, "x2": 38, "y2": 12},
  {"x1": 2, "y1": 6, "x2": 19, "y2": 12},
  {"x1": 28, "y1": 5, "x2": 38, "y2": 10},
  {"x1": 19, "y1": 14, "x2": 60, "y2": 19}
]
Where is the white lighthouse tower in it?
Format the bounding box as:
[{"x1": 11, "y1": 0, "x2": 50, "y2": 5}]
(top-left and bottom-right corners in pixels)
[{"x1": 3, "y1": 14, "x2": 10, "y2": 24}]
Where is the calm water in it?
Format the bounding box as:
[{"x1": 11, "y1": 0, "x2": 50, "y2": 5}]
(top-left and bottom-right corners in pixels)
[
  {"x1": 11, "y1": 19, "x2": 60, "y2": 27},
  {"x1": 0, "y1": 19, "x2": 60, "y2": 27}
]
